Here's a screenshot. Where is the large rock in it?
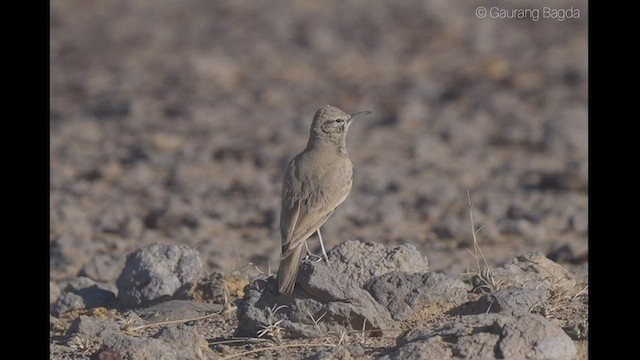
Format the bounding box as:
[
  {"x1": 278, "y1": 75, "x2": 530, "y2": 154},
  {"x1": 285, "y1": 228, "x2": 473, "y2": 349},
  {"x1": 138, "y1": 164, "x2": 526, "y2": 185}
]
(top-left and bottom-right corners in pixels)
[
  {"x1": 475, "y1": 251, "x2": 576, "y2": 293},
  {"x1": 95, "y1": 324, "x2": 214, "y2": 360},
  {"x1": 237, "y1": 260, "x2": 394, "y2": 339},
  {"x1": 304, "y1": 344, "x2": 365, "y2": 360},
  {"x1": 174, "y1": 270, "x2": 250, "y2": 304},
  {"x1": 465, "y1": 252, "x2": 579, "y2": 320},
  {"x1": 116, "y1": 244, "x2": 204, "y2": 308},
  {"x1": 137, "y1": 300, "x2": 223, "y2": 324},
  {"x1": 237, "y1": 240, "x2": 430, "y2": 339},
  {"x1": 326, "y1": 240, "x2": 429, "y2": 286},
  {"x1": 51, "y1": 277, "x2": 116, "y2": 316},
  {"x1": 365, "y1": 272, "x2": 469, "y2": 320},
  {"x1": 384, "y1": 313, "x2": 576, "y2": 360},
  {"x1": 67, "y1": 315, "x2": 121, "y2": 338},
  {"x1": 478, "y1": 286, "x2": 551, "y2": 316},
  {"x1": 79, "y1": 253, "x2": 124, "y2": 283},
  {"x1": 381, "y1": 336, "x2": 454, "y2": 360}
]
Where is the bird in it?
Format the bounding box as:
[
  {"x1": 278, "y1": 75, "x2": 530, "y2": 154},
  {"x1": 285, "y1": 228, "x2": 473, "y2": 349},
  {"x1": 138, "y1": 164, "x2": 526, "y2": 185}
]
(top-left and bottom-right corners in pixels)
[{"x1": 277, "y1": 105, "x2": 372, "y2": 296}]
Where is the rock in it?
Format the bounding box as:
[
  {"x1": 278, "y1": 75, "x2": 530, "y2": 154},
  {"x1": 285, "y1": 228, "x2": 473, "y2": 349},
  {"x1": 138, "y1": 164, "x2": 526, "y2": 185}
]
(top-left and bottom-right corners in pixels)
[
  {"x1": 67, "y1": 315, "x2": 120, "y2": 338},
  {"x1": 304, "y1": 344, "x2": 365, "y2": 360},
  {"x1": 237, "y1": 240, "x2": 431, "y2": 339},
  {"x1": 391, "y1": 313, "x2": 576, "y2": 360},
  {"x1": 499, "y1": 314, "x2": 576, "y2": 359},
  {"x1": 464, "y1": 252, "x2": 580, "y2": 322},
  {"x1": 381, "y1": 336, "x2": 453, "y2": 360},
  {"x1": 50, "y1": 314, "x2": 66, "y2": 335},
  {"x1": 365, "y1": 272, "x2": 469, "y2": 320},
  {"x1": 155, "y1": 324, "x2": 214, "y2": 358},
  {"x1": 51, "y1": 277, "x2": 116, "y2": 316},
  {"x1": 95, "y1": 334, "x2": 164, "y2": 360},
  {"x1": 473, "y1": 252, "x2": 576, "y2": 293},
  {"x1": 175, "y1": 271, "x2": 250, "y2": 304},
  {"x1": 137, "y1": 300, "x2": 223, "y2": 323},
  {"x1": 96, "y1": 324, "x2": 213, "y2": 360},
  {"x1": 92, "y1": 347, "x2": 123, "y2": 360},
  {"x1": 116, "y1": 244, "x2": 204, "y2": 308},
  {"x1": 296, "y1": 260, "x2": 394, "y2": 335},
  {"x1": 79, "y1": 253, "x2": 124, "y2": 283},
  {"x1": 476, "y1": 287, "x2": 551, "y2": 316},
  {"x1": 237, "y1": 263, "x2": 394, "y2": 339},
  {"x1": 52, "y1": 293, "x2": 88, "y2": 317},
  {"x1": 325, "y1": 240, "x2": 429, "y2": 287}
]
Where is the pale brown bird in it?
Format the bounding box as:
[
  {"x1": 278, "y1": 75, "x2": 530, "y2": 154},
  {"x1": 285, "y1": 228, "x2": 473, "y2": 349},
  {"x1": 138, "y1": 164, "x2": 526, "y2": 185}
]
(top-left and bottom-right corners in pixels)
[{"x1": 277, "y1": 105, "x2": 372, "y2": 296}]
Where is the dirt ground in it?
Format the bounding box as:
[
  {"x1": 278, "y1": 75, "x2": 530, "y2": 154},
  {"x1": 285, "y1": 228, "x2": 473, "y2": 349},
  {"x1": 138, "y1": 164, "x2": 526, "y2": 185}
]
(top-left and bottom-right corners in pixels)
[{"x1": 50, "y1": 0, "x2": 588, "y2": 358}]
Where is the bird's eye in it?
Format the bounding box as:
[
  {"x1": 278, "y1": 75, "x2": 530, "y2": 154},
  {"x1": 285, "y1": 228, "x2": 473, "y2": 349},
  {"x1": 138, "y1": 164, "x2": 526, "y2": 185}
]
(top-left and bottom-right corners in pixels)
[{"x1": 336, "y1": 119, "x2": 344, "y2": 123}]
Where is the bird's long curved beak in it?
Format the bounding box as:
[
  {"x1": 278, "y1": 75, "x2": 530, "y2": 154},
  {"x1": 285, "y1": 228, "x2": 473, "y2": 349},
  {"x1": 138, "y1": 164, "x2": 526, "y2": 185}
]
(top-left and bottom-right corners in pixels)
[{"x1": 348, "y1": 111, "x2": 372, "y2": 124}]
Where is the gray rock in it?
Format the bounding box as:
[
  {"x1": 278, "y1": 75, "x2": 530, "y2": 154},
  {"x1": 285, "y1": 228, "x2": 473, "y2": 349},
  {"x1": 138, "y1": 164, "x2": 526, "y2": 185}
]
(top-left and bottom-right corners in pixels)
[
  {"x1": 67, "y1": 315, "x2": 120, "y2": 338},
  {"x1": 137, "y1": 300, "x2": 223, "y2": 323},
  {"x1": 237, "y1": 240, "x2": 431, "y2": 339},
  {"x1": 394, "y1": 313, "x2": 576, "y2": 360},
  {"x1": 304, "y1": 344, "x2": 365, "y2": 360},
  {"x1": 365, "y1": 272, "x2": 469, "y2": 320},
  {"x1": 174, "y1": 271, "x2": 249, "y2": 304},
  {"x1": 51, "y1": 277, "x2": 116, "y2": 316},
  {"x1": 237, "y1": 272, "x2": 392, "y2": 338},
  {"x1": 381, "y1": 336, "x2": 453, "y2": 360},
  {"x1": 325, "y1": 240, "x2": 429, "y2": 287},
  {"x1": 477, "y1": 286, "x2": 551, "y2": 316},
  {"x1": 498, "y1": 314, "x2": 576, "y2": 359},
  {"x1": 80, "y1": 253, "x2": 124, "y2": 283},
  {"x1": 97, "y1": 334, "x2": 165, "y2": 360},
  {"x1": 155, "y1": 324, "x2": 214, "y2": 358},
  {"x1": 64, "y1": 276, "x2": 110, "y2": 291},
  {"x1": 52, "y1": 293, "x2": 87, "y2": 317},
  {"x1": 116, "y1": 243, "x2": 204, "y2": 308},
  {"x1": 237, "y1": 260, "x2": 394, "y2": 339},
  {"x1": 89, "y1": 347, "x2": 123, "y2": 360},
  {"x1": 97, "y1": 324, "x2": 213, "y2": 360},
  {"x1": 473, "y1": 252, "x2": 576, "y2": 293},
  {"x1": 50, "y1": 314, "x2": 65, "y2": 335},
  {"x1": 463, "y1": 252, "x2": 581, "y2": 322},
  {"x1": 454, "y1": 331, "x2": 503, "y2": 359},
  {"x1": 296, "y1": 260, "x2": 394, "y2": 336}
]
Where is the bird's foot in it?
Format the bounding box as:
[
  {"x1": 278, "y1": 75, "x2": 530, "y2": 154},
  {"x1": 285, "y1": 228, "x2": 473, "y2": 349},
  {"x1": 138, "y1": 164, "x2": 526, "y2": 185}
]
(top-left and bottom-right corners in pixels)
[{"x1": 304, "y1": 252, "x2": 325, "y2": 263}]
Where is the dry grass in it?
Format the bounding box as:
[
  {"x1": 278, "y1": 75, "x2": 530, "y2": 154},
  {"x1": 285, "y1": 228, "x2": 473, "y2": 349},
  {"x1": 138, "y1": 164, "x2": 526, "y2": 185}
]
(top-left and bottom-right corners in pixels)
[{"x1": 464, "y1": 190, "x2": 498, "y2": 293}]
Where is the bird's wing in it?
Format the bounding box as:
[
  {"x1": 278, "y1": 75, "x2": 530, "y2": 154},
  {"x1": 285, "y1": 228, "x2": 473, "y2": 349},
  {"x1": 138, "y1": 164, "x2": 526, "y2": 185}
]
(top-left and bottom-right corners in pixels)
[{"x1": 280, "y1": 157, "x2": 351, "y2": 259}]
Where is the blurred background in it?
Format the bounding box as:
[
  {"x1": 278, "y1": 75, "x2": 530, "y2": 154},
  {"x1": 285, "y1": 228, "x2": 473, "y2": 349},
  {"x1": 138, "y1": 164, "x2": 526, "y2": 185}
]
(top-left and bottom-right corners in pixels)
[{"x1": 50, "y1": 0, "x2": 587, "y2": 283}]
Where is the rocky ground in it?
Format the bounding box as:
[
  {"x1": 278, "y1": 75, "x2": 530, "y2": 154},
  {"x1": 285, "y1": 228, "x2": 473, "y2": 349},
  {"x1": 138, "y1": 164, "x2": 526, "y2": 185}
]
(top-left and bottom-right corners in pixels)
[{"x1": 50, "y1": 0, "x2": 588, "y2": 359}]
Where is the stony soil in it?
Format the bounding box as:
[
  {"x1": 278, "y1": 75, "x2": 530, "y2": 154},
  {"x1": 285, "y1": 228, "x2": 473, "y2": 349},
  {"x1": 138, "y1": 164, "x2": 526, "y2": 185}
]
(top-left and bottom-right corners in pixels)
[{"x1": 50, "y1": 0, "x2": 588, "y2": 359}]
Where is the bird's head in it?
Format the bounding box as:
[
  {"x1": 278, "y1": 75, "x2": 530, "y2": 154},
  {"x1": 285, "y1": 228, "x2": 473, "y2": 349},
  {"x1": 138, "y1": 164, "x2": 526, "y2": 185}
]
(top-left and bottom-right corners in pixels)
[{"x1": 309, "y1": 105, "x2": 371, "y2": 144}]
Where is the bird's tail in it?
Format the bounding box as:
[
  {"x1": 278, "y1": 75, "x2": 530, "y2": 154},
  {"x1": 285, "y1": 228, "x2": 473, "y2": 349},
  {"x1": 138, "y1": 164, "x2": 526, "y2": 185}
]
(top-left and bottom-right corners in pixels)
[{"x1": 277, "y1": 244, "x2": 305, "y2": 296}]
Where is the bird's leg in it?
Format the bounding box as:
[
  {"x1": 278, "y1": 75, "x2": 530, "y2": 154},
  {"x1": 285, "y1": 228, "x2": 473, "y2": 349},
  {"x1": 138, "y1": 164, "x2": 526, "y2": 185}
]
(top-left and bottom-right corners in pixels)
[
  {"x1": 317, "y1": 229, "x2": 330, "y2": 264},
  {"x1": 302, "y1": 231, "x2": 329, "y2": 263},
  {"x1": 304, "y1": 240, "x2": 323, "y2": 262}
]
